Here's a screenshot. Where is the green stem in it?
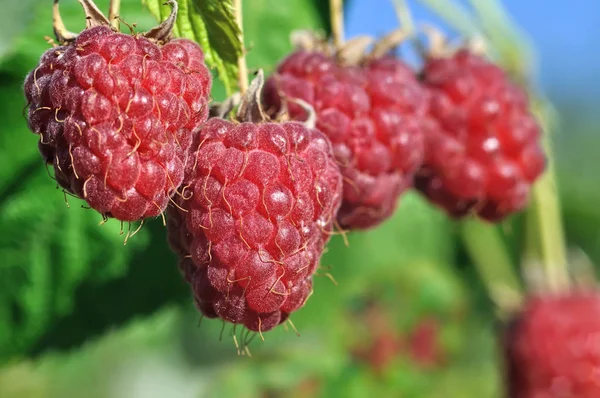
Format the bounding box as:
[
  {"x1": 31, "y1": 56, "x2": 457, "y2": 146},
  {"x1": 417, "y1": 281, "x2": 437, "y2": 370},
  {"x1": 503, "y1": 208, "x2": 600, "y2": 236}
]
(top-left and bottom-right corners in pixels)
[
  {"x1": 329, "y1": 0, "x2": 344, "y2": 48},
  {"x1": 109, "y1": 0, "x2": 121, "y2": 30},
  {"x1": 415, "y1": 0, "x2": 480, "y2": 37},
  {"x1": 461, "y1": 219, "x2": 524, "y2": 315},
  {"x1": 392, "y1": 0, "x2": 415, "y2": 36},
  {"x1": 233, "y1": 0, "x2": 248, "y2": 95},
  {"x1": 522, "y1": 101, "x2": 569, "y2": 292},
  {"x1": 466, "y1": 0, "x2": 534, "y2": 81}
]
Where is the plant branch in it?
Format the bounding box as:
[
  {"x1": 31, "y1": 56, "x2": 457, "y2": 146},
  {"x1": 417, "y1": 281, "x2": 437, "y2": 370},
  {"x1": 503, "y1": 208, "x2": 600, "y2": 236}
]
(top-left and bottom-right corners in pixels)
[
  {"x1": 392, "y1": 0, "x2": 415, "y2": 36},
  {"x1": 234, "y1": 0, "x2": 248, "y2": 95},
  {"x1": 522, "y1": 101, "x2": 569, "y2": 292},
  {"x1": 415, "y1": 0, "x2": 480, "y2": 37},
  {"x1": 109, "y1": 0, "x2": 121, "y2": 30},
  {"x1": 461, "y1": 219, "x2": 524, "y2": 315},
  {"x1": 329, "y1": 0, "x2": 344, "y2": 48}
]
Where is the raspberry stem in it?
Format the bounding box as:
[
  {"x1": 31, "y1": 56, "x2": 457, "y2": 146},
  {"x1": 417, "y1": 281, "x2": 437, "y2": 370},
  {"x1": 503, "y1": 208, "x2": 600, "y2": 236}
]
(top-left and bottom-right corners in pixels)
[
  {"x1": 234, "y1": 0, "x2": 248, "y2": 95},
  {"x1": 461, "y1": 219, "x2": 523, "y2": 315},
  {"x1": 392, "y1": 0, "x2": 415, "y2": 36},
  {"x1": 329, "y1": 0, "x2": 345, "y2": 48},
  {"x1": 522, "y1": 103, "x2": 569, "y2": 292},
  {"x1": 415, "y1": 0, "x2": 480, "y2": 37},
  {"x1": 52, "y1": 0, "x2": 78, "y2": 43},
  {"x1": 109, "y1": 0, "x2": 121, "y2": 30}
]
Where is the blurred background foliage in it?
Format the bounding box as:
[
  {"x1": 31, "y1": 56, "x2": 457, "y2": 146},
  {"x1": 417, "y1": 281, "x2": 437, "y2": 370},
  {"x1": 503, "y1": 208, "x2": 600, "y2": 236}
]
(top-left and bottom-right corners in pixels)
[{"x1": 0, "y1": 0, "x2": 597, "y2": 397}]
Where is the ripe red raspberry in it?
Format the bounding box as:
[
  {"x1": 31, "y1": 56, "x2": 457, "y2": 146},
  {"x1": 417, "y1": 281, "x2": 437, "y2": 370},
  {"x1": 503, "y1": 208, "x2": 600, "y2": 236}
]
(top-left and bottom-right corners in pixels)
[
  {"x1": 503, "y1": 293, "x2": 600, "y2": 398},
  {"x1": 167, "y1": 118, "x2": 342, "y2": 332},
  {"x1": 24, "y1": 24, "x2": 211, "y2": 221},
  {"x1": 415, "y1": 49, "x2": 546, "y2": 221},
  {"x1": 407, "y1": 317, "x2": 445, "y2": 369},
  {"x1": 263, "y1": 50, "x2": 426, "y2": 229}
]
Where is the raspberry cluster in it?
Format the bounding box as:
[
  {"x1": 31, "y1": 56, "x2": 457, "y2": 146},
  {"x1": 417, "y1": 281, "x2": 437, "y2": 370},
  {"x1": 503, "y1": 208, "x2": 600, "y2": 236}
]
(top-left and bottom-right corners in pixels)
[
  {"x1": 415, "y1": 49, "x2": 546, "y2": 221},
  {"x1": 263, "y1": 51, "x2": 426, "y2": 230},
  {"x1": 23, "y1": 0, "x2": 550, "y2": 336},
  {"x1": 167, "y1": 118, "x2": 342, "y2": 332},
  {"x1": 24, "y1": 25, "x2": 211, "y2": 221},
  {"x1": 504, "y1": 293, "x2": 600, "y2": 398}
]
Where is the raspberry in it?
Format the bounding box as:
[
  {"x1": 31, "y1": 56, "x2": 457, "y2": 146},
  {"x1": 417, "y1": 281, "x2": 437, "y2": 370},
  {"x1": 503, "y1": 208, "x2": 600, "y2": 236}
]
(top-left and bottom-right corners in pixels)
[
  {"x1": 263, "y1": 50, "x2": 426, "y2": 229},
  {"x1": 167, "y1": 118, "x2": 342, "y2": 332},
  {"x1": 24, "y1": 8, "x2": 211, "y2": 222},
  {"x1": 407, "y1": 317, "x2": 445, "y2": 368},
  {"x1": 415, "y1": 49, "x2": 546, "y2": 221},
  {"x1": 351, "y1": 303, "x2": 403, "y2": 374},
  {"x1": 503, "y1": 293, "x2": 600, "y2": 397}
]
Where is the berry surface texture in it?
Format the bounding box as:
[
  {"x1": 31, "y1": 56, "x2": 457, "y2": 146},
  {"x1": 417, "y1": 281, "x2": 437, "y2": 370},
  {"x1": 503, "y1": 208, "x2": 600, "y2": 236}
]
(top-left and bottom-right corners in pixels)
[
  {"x1": 504, "y1": 293, "x2": 600, "y2": 398},
  {"x1": 416, "y1": 49, "x2": 546, "y2": 221},
  {"x1": 263, "y1": 50, "x2": 426, "y2": 230},
  {"x1": 167, "y1": 118, "x2": 343, "y2": 332},
  {"x1": 24, "y1": 26, "x2": 212, "y2": 221}
]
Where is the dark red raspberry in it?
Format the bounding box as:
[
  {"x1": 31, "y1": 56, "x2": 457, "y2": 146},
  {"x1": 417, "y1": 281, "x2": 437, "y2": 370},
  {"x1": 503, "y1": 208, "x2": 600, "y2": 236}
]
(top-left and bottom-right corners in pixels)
[
  {"x1": 24, "y1": 26, "x2": 211, "y2": 221},
  {"x1": 503, "y1": 293, "x2": 600, "y2": 398},
  {"x1": 416, "y1": 49, "x2": 546, "y2": 221},
  {"x1": 167, "y1": 118, "x2": 342, "y2": 332},
  {"x1": 263, "y1": 51, "x2": 426, "y2": 229}
]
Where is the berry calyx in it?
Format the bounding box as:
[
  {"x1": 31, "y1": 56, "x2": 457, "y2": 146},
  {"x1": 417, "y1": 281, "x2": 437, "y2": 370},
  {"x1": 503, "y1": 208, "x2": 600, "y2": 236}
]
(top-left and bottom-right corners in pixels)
[{"x1": 24, "y1": 0, "x2": 211, "y2": 221}]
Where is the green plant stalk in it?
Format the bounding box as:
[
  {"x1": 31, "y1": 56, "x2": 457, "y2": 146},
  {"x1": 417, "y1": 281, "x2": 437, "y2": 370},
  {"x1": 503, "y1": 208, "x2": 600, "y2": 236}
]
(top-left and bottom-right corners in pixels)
[
  {"x1": 329, "y1": 0, "x2": 344, "y2": 47},
  {"x1": 467, "y1": 0, "x2": 535, "y2": 82},
  {"x1": 522, "y1": 101, "x2": 569, "y2": 292},
  {"x1": 461, "y1": 219, "x2": 524, "y2": 314},
  {"x1": 392, "y1": 0, "x2": 415, "y2": 36},
  {"x1": 109, "y1": 0, "x2": 121, "y2": 30},
  {"x1": 415, "y1": 0, "x2": 480, "y2": 37},
  {"x1": 233, "y1": 0, "x2": 248, "y2": 94}
]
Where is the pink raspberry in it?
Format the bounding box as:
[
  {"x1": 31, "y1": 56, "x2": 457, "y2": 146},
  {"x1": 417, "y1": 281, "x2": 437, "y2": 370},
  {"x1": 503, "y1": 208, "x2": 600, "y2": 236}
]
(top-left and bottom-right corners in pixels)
[
  {"x1": 263, "y1": 51, "x2": 426, "y2": 230},
  {"x1": 503, "y1": 293, "x2": 600, "y2": 397},
  {"x1": 416, "y1": 49, "x2": 546, "y2": 221},
  {"x1": 167, "y1": 118, "x2": 342, "y2": 332},
  {"x1": 24, "y1": 26, "x2": 211, "y2": 221}
]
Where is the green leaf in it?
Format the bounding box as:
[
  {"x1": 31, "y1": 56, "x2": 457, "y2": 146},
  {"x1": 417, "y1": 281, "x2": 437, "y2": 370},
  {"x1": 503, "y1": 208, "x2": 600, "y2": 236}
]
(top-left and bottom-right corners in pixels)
[
  {"x1": 0, "y1": 168, "x2": 150, "y2": 360},
  {"x1": 143, "y1": 0, "x2": 242, "y2": 95},
  {"x1": 324, "y1": 193, "x2": 457, "y2": 284},
  {"x1": 0, "y1": 76, "x2": 151, "y2": 361},
  {"x1": 0, "y1": 78, "x2": 39, "y2": 193},
  {"x1": 243, "y1": 0, "x2": 324, "y2": 74},
  {"x1": 209, "y1": 0, "x2": 327, "y2": 102},
  {"x1": 0, "y1": 0, "x2": 37, "y2": 61},
  {"x1": 4, "y1": 1, "x2": 160, "y2": 73}
]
